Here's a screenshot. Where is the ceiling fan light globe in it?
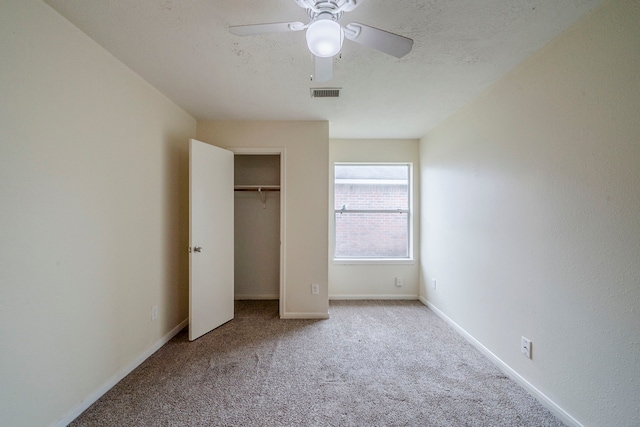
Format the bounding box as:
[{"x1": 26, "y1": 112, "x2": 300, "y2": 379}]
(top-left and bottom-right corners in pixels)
[{"x1": 306, "y1": 19, "x2": 343, "y2": 58}]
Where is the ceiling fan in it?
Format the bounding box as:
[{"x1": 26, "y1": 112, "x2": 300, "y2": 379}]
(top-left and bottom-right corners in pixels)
[{"x1": 229, "y1": 0, "x2": 414, "y2": 83}]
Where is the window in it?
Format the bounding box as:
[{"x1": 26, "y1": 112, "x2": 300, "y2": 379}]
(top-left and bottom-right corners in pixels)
[{"x1": 334, "y1": 163, "x2": 412, "y2": 260}]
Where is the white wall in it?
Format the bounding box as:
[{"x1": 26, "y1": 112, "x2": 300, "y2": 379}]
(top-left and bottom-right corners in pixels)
[
  {"x1": 0, "y1": 1, "x2": 196, "y2": 425},
  {"x1": 419, "y1": 0, "x2": 640, "y2": 425},
  {"x1": 329, "y1": 139, "x2": 420, "y2": 299},
  {"x1": 197, "y1": 121, "x2": 329, "y2": 318}
]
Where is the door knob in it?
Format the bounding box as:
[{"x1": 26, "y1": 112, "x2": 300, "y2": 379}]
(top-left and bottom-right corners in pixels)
[{"x1": 194, "y1": 246, "x2": 202, "y2": 252}]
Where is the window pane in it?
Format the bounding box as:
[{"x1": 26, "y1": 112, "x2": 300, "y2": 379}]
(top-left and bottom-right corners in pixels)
[
  {"x1": 334, "y1": 165, "x2": 408, "y2": 210},
  {"x1": 335, "y1": 212, "x2": 409, "y2": 258},
  {"x1": 334, "y1": 163, "x2": 411, "y2": 259}
]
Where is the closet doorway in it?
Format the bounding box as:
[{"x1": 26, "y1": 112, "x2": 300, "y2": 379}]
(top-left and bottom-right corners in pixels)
[{"x1": 233, "y1": 148, "x2": 285, "y2": 316}]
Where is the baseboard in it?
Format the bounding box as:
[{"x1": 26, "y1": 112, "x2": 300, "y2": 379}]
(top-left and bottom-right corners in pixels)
[
  {"x1": 280, "y1": 311, "x2": 330, "y2": 319},
  {"x1": 422, "y1": 299, "x2": 583, "y2": 427},
  {"x1": 234, "y1": 294, "x2": 279, "y2": 300},
  {"x1": 54, "y1": 318, "x2": 189, "y2": 427},
  {"x1": 329, "y1": 294, "x2": 419, "y2": 300}
]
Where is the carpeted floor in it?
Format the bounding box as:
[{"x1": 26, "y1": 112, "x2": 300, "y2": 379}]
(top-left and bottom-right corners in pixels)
[{"x1": 70, "y1": 300, "x2": 565, "y2": 426}]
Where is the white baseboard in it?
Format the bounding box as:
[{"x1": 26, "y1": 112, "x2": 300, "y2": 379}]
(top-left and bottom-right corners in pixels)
[
  {"x1": 280, "y1": 311, "x2": 330, "y2": 319},
  {"x1": 329, "y1": 294, "x2": 419, "y2": 300},
  {"x1": 54, "y1": 318, "x2": 189, "y2": 427},
  {"x1": 420, "y1": 298, "x2": 583, "y2": 427},
  {"x1": 234, "y1": 294, "x2": 279, "y2": 300}
]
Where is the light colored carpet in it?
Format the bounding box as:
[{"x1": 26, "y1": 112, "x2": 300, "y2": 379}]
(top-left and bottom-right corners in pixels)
[{"x1": 70, "y1": 300, "x2": 565, "y2": 426}]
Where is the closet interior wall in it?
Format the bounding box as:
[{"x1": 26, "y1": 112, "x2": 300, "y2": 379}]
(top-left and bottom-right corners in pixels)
[{"x1": 234, "y1": 155, "x2": 281, "y2": 300}]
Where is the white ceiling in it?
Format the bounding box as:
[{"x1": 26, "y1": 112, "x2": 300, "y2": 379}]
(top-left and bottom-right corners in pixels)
[{"x1": 43, "y1": 0, "x2": 603, "y2": 139}]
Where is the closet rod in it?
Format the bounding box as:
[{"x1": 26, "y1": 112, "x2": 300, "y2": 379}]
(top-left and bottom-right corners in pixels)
[{"x1": 234, "y1": 185, "x2": 280, "y2": 191}]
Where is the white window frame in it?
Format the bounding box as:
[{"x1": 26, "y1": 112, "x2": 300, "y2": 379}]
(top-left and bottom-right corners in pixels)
[{"x1": 332, "y1": 162, "x2": 414, "y2": 264}]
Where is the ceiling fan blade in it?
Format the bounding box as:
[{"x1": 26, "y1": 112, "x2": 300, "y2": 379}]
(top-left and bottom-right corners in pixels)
[
  {"x1": 344, "y1": 23, "x2": 413, "y2": 58},
  {"x1": 314, "y1": 55, "x2": 333, "y2": 83},
  {"x1": 229, "y1": 22, "x2": 305, "y2": 36}
]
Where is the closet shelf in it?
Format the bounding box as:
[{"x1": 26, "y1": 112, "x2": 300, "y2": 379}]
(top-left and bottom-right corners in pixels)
[{"x1": 234, "y1": 185, "x2": 280, "y2": 191}]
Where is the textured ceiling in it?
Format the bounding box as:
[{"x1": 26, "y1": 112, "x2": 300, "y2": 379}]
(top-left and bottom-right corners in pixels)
[{"x1": 43, "y1": 0, "x2": 603, "y2": 138}]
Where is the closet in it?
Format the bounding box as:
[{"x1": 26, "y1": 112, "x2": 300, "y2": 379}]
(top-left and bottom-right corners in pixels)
[{"x1": 233, "y1": 154, "x2": 281, "y2": 300}]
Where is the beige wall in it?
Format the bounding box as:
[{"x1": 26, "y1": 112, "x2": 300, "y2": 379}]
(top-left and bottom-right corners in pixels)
[
  {"x1": 419, "y1": 0, "x2": 640, "y2": 425},
  {"x1": 197, "y1": 121, "x2": 329, "y2": 318},
  {"x1": 329, "y1": 139, "x2": 420, "y2": 299},
  {"x1": 0, "y1": 1, "x2": 196, "y2": 425}
]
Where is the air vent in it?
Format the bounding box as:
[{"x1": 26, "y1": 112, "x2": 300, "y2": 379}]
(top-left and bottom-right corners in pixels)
[{"x1": 311, "y1": 88, "x2": 341, "y2": 98}]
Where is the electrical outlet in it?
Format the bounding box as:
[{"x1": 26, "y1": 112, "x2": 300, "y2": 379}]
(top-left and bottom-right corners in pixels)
[
  {"x1": 432, "y1": 278, "x2": 437, "y2": 290},
  {"x1": 395, "y1": 276, "x2": 403, "y2": 287},
  {"x1": 311, "y1": 283, "x2": 320, "y2": 295},
  {"x1": 521, "y1": 336, "x2": 532, "y2": 359},
  {"x1": 151, "y1": 305, "x2": 158, "y2": 321}
]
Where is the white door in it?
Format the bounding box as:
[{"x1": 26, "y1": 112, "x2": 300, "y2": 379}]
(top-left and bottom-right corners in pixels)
[{"x1": 189, "y1": 139, "x2": 234, "y2": 341}]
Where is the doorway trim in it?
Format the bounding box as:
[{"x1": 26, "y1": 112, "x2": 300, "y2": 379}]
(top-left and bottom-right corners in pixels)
[{"x1": 232, "y1": 147, "x2": 286, "y2": 318}]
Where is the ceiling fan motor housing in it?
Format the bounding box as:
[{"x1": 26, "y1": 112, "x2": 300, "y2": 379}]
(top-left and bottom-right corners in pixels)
[{"x1": 297, "y1": 0, "x2": 358, "y2": 18}]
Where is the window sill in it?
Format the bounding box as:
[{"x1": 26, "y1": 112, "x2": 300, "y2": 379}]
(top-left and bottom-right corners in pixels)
[{"x1": 332, "y1": 258, "x2": 415, "y2": 265}]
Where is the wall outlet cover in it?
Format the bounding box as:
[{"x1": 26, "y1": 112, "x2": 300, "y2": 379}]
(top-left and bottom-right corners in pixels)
[{"x1": 521, "y1": 336, "x2": 532, "y2": 359}]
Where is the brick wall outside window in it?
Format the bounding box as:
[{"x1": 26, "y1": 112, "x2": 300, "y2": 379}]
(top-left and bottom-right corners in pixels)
[{"x1": 334, "y1": 183, "x2": 409, "y2": 257}]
